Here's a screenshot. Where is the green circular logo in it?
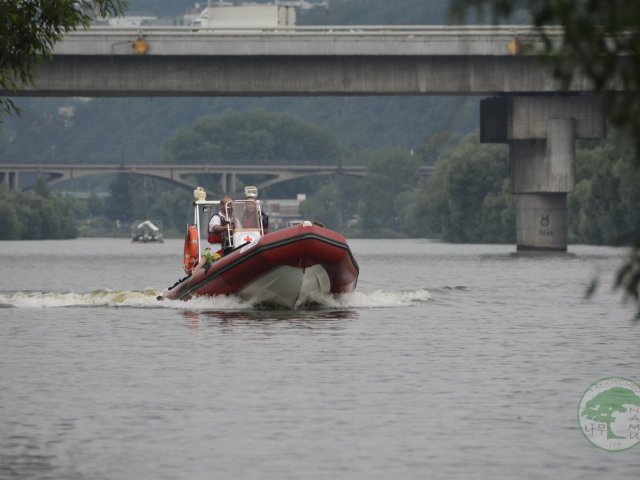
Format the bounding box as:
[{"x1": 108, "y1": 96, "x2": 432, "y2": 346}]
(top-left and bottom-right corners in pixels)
[{"x1": 578, "y1": 377, "x2": 640, "y2": 451}]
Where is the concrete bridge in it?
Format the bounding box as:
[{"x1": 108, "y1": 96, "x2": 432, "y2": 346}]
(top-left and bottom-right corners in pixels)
[
  {"x1": 6, "y1": 26, "x2": 603, "y2": 96},
  {"x1": 6, "y1": 26, "x2": 616, "y2": 250},
  {"x1": 0, "y1": 163, "x2": 435, "y2": 196}
]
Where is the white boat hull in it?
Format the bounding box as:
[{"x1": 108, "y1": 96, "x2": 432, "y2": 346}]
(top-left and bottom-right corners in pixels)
[{"x1": 237, "y1": 264, "x2": 331, "y2": 308}]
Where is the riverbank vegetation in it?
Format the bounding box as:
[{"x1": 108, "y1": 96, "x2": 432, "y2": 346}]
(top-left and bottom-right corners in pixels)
[
  {"x1": 0, "y1": 178, "x2": 77, "y2": 240},
  {"x1": 2, "y1": 112, "x2": 638, "y2": 245}
]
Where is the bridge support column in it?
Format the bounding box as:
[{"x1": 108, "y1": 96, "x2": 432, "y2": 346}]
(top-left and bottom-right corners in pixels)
[
  {"x1": 481, "y1": 95, "x2": 605, "y2": 251},
  {"x1": 220, "y1": 173, "x2": 237, "y2": 194},
  {"x1": 229, "y1": 173, "x2": 237, "y2": 194},
  {"x1": 220, "y1": 173, "x2": 227, "y2": 193},
  {"x1": 2, "y1": 171, "x2": 20, "y2": 191}
]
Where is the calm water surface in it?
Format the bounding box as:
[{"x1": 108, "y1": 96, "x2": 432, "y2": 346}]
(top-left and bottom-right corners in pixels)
[{"x1": 1, "y1": 238, "x2": 639, "y2": 479}]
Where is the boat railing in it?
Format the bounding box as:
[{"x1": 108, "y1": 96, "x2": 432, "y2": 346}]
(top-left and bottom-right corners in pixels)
[{"x1": 193, "y1": 199, "x2": 218, "y2": 258}]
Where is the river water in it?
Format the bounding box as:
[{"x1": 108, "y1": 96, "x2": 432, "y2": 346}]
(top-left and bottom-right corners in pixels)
[{"x1": 1, "y1": 238, "x2": 639, "y2": 479}]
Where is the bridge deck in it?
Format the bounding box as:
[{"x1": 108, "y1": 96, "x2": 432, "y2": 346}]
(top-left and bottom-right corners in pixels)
[{"x1": 6, "y1": 26, "x2": 606, "y2": 96}]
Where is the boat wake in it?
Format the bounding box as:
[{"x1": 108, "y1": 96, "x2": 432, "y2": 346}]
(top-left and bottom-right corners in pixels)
[
  {"x1": 0, "y1": 288, "x2": 431, "y2": 310},
  {"x1": 0, "y1": 289, "x2": 165, "y2": 309}
]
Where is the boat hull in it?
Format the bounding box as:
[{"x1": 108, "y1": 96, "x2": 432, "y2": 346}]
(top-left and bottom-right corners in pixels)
[{"x1": 162, "y1": 223, "x2": 358, "y2": 307}]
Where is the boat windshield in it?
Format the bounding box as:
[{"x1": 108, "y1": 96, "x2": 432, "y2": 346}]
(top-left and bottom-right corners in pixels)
[
  {"x1": 220, "y1": 199, "x2": 264, "y2": 248},
  {"x1": 229, "y1": 200, "x2": 262, "y2": 231}
]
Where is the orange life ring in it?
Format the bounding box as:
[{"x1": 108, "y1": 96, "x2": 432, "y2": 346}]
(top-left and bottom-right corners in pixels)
[{"x1": 183, "y1": 225, "x2": 200, "y2": 274}]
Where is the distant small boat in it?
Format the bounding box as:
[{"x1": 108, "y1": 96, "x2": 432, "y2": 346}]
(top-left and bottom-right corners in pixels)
[
  {"x1": 160, "y1": 187, "x2": 358, "y2": 307},
  {"x1": 131, "y1": 220, "x2": 164, "y2": 243}
]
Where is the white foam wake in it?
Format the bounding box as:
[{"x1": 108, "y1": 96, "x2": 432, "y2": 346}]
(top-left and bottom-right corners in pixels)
[
  {"x1": 0, "y1": 288, "x2": 430, "y2": 310},
  {"x1": 327, "y1": 288, "x2": 431, "y2": 308},
  {"x1": 0, "y1": 290, "x2": 166, "y2": 309}
]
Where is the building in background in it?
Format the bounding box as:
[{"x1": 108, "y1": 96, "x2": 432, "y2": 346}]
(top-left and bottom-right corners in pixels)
[{"x1": 263, "y1": 194, "x2": 306, "y2": 230}]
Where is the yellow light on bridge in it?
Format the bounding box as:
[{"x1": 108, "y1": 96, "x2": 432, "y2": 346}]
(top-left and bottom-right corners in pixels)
[
  {"x1": 507, "y1": 36, "x2": 522, "y2": 55},
  {"x1": 132, "y1": 37, "x2": 149, "y2": 55}
]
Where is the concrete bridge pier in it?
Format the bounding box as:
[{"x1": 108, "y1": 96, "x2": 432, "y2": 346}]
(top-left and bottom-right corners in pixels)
[
  {"x1": 511, "y1": 118, "x2": 576, "y2": 250},
  {"x1": 220, "y1": 173, "x2": 237, "y2": 194},
  {"x1": 1, "y1": 171, "x2": 19, "y2": 191},
  {"x1": 481, "y1": 95, "x2": 606, "y2": 251}
]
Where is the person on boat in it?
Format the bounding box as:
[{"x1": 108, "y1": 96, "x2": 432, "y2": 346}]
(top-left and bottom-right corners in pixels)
[
  {"x1": 239, "y1": 198, "x2": 260, "y2": 229},
  {"x1": 241, "y1": 187, "x2": 269, "y2": 233},
  {"x1": 192, "y1": 246, "x2": 222, "y2": 274},
  {"x1": 262, "y1": 208, "x2": 269, "y2": 233},
  {"x1": 208, "y1": 196, "x2": 234, "y2": 255}
]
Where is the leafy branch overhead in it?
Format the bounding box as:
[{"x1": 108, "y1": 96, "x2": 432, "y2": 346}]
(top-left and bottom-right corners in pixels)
[{"x1": 0, "y1": 0, "x2": 127, "y2": 118}]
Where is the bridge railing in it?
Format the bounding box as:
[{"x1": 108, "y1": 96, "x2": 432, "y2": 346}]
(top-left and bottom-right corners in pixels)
[
  {"x1": 52, "y1": 25, "x2": 558, "y2": 57},
  {"x1": 78, "y1": 25, "x2": 562, "y2": 35}
]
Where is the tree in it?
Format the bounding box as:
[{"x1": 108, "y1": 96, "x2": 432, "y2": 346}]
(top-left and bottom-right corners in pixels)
[
  {"x1": 566, "y1": 135, "x2": 640, "y2": 245},
  {"x1": 33, "y1": 175, "x2": 51, "y2": 198},
  {"x1": 0, "y1": 183, "x2": 77, "y2": 239},
  {"x1": 452, "y1": 0, "x2": 640, "y2": 315},
  {"x1": 581, "y1": 387, "x2": 640, "y2": 440},
  {"x1": 106, "y1": 173, "x2": 134, "y2": 222},
  {"x1": 0, "y1": 187, "x2": 20, "y2": 239},
  {"x1": 299, "y1": 183, "x2": 343, "y2": 230},
  {"x1": 148, "y1": 187, "x2": 192, "y2": 233},
  {"x1": 411, "y1": 133, "x2": 512, "y2": 242},
  {"x1": 87, "y1": 192, "x2": 105, "y2": 217},
  {"x1": 358, "y1": 149, "x2": 420, "y2": 233},
  {"x1": 163, "y1": 111, "x2": 341, "y2": 165},
  {"x1": 0, "y1": 0, "x2": 127, "y2": 119}
]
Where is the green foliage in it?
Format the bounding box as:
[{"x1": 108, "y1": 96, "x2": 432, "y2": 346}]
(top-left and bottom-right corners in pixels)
[
  {"x1": 299, "y1": 183, "x2": 343, "y2": 230},
  {"x1": 0, "y1": 184, "x2": 77, "y2": 240},
  {"x1": 147, "y1": 187, "x2": 192, "y2": 233},
  {"x1": 163, "y1": 110, "x2": 341, "y2": 165},
  {"x1": 0, "y1": 197, "x2": 20, "y2": 239},
  {"x1": 478, "y1": 179, "x2": 516, "y2": 242},
  {"x1": 106, "y1": 173, "x2": 135, "y2": 222},
  {"x1": 33, "y1": 175, "x2": 51, "y2": 198},
  {"x1": 411, "y1": 133, "x2": 513, "y2": 242},
  {"x1": 415, "y1": 129, "x2": 465, "y2": 166},
  {"x1": 299, "y1": 149, "x2": 420, "y2": 236},
  {"x1": 0, "y1": 0, "x2": 127, "y2": 119},
  {"x1": 569, "y1": 134, "x2": 640, "y2": 245},
  {"x1": 87, "y1": 192, "x2": 105, "y2": 217},
  {"x1": 105, "y1": 173, "x2": 192, "y2": 231},
  {"x1": 410, "y1": 130, "x2": 640, "y2": 247},
  {"x1": 617, "y1": 237, "x2": 640, "y2": 316},
  {"x1": 358, "y1": 149, "x2": 420, "y2": 233}
]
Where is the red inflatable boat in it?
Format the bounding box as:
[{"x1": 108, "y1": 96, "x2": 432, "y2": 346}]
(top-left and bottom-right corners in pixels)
[{"x1": 161, "y1": 189, "x2": 359, "y2": 307}]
